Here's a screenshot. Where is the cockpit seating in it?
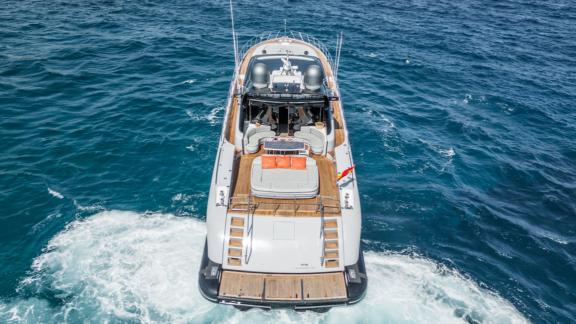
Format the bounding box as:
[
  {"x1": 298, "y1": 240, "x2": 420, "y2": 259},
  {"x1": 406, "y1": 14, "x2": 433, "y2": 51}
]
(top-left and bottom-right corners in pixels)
[
  {"x1": 244, "y1": 125, "x2": 275, "y2": 154},
  {"x1": 294, "y1": 126, "x2": 325, "y2": 154}
]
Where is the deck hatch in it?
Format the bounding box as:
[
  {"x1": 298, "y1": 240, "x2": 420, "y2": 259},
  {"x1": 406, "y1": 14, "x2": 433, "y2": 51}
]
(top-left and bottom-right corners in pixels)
[{"x1": 273, "y1": 221, "x2": 295, "y2": 240}]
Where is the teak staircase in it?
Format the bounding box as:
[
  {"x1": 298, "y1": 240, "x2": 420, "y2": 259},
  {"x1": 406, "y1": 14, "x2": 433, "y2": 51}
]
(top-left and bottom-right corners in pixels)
[
  {"x1": 322, "y1": 218, "x2": 340, "y2": 268},
  {"x1": 227, "y1": 216, "x2": 246, "y2": 266},
  {"x1": 227, "y1": 214, "x2": 340, "y2": 268}
]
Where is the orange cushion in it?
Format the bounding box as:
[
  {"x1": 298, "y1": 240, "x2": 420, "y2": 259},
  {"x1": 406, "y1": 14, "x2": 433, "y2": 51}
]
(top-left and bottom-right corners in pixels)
[
  {"x1": 275, "y1": 156, "x2": 291, "y2": 168},
  {"x1": 261, "y1": 156, "x2": 277, "y2": 169},
  {"x1": 290, "y1": 157, "x2": 307, "y2": 170}
]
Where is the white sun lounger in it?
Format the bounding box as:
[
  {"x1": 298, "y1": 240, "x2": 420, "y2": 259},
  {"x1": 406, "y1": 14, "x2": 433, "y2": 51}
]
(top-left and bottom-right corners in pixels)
[{"x1": 250, "y1": 156, "x2": 319, "y2": 199}]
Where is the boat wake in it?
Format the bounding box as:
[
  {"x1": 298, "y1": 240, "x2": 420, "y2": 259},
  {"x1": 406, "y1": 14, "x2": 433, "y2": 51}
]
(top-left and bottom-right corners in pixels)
[{"x1": 0, "y1": 211, "x2": 527, "y2": 323}]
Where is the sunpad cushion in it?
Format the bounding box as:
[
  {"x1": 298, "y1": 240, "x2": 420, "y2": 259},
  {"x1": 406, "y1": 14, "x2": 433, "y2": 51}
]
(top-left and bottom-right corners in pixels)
[
  {"x1": 251, "y1": 156, "x2": 319, "y2": 199},
  {"x1": 262, "y1": 156, "x2": 277, "y2": 169},
  {"x1": 276, "y1": 156, "x2": 291, "y2": 168},
  {"x1": 291, "y1": 156, "x2": 307, "y2": 169}
]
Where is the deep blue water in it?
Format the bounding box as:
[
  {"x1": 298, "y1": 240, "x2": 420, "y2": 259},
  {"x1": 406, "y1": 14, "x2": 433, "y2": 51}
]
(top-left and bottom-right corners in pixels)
[{"x1": 1, "y1": 0, "x2": 575, "y2": 322}]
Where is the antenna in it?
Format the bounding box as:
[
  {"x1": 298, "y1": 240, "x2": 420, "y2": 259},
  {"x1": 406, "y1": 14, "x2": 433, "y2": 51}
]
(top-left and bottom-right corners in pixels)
[
  {"x1": 284, "y1": 19, "x2": 287, "y2": 35},
  {"x1": 229, "y1": 0, "x2": 239, "y2": 69},
  {"x1": 335, "y1": 32, "x2": 343, "y2": 81}
]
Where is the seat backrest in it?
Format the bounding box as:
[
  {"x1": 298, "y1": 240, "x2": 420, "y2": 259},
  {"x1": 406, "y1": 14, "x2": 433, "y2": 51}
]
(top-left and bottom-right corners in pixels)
[
  {"x1": 308, "y1": 127, "x2": 324, "y2": 140},
  {"x1": 245, "y1": 125, "x2": 271, "y2": 142}
]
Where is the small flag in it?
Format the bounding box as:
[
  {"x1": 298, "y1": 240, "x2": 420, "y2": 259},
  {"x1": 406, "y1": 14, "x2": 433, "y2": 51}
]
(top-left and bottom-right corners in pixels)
[{"x1": 337, "y1": 165, "x2": 355, "y2": 181}]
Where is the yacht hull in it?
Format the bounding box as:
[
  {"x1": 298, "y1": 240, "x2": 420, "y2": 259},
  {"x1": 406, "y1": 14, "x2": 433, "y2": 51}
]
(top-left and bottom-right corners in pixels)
[{"x1": 199, "y1": 33, "x2": 367, "y2": 310}]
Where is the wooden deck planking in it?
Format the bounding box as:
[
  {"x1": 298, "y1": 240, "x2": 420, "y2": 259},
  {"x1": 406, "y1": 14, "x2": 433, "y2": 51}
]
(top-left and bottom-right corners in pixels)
[
  {"x1": 218, "y1": 271, "x2": 347, "y2": 301},
  {"x1": 265, "y1": 276, "x2": 302, "y2": 300},
  {"x1": 226, "y1": 97, "x2": 239, "y2": 145},
  {"x1": 228, "y1": 153, "x2": 341, "y2": 216},
  {"x1": 332, "y1": 102, "x2": 345, "y2": 147},
  {"x1": 302, "y1": 273, "x2": 347, "y2": 300},
  {"x1": 312, "y1": 43, "x2": 345, "y2": 148},
  {"x1": 219, "y1": 271, "x2": 264, "y2": 300},
  {"x1": 226, "y1": 39, "x2": 259, "y2": 145},
  {"x1": 226, "y1": 38, "x2": 266, "y2": 145}
]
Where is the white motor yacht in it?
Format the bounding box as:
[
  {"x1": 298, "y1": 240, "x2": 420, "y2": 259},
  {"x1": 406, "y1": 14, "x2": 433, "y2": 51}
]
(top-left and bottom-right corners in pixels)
[{"x1": 198, "y1": 32, "x2": 367, "y2": 310}]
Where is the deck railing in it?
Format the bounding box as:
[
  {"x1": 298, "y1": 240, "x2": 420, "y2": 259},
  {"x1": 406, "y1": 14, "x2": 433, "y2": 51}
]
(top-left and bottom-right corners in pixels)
[
  {"x1": 319, "y1": 202, "x2": 326, "y2": 266},
  {"x1": 238, "y1": 31, "x2": 335, "y2": 71},
  {"x1": 244, "y1": 195, "x2": 256, "y2": 264},
  {"x1": 229, "y1": 194, "x2": 340, "y2": 216}
]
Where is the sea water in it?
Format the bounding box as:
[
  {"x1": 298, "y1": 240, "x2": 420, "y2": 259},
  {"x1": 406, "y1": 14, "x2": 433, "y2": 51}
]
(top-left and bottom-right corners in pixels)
[{"x1": 1, "y1": 0, "x2": 574, "y2": 322}]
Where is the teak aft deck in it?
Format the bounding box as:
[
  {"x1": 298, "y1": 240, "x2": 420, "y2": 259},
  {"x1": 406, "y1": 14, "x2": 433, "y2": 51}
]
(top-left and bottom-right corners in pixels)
[{"x1": 228, "y1": 151, "x2": 341, "y2": 217}]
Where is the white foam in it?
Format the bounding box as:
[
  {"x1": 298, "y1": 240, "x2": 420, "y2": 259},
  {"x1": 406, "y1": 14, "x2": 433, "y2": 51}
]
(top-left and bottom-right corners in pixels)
[
  {"x1": 30, "y1": 211, "x2": 62, "y2": 234},
  {"x1": 439, "y1": 147, "x2": 456, "y2": 158},
  {"x1": 171, "y1": 192, "x2": 206, "y2": 204},
  {"x1": 73, "y1": 200, "x2": 105, "y2": 213},
  {"x1": 185, "y1": 137, "x2": 202, "y2": 152},
  {"x1": 416, "y1": 139, "x2": 456, "y2": 169},
  {"x1": 171, "y1": 193, "x2": 186, "y2": 202},
  {"x1": 47, "y1": 187, "x2": 64, "y2": 199},
  {"x1": 1, "y1": 211, "x2": 527, "y2": 323},
  {"x1": 381, "y1": 116, "x2": 396, "y2": 131},
  {"x1": 186, "y1": 105, "x2": 224, "y2": 126},
  {"x1": 206, "y1": 105, "x2": 225, "y2": 125}
]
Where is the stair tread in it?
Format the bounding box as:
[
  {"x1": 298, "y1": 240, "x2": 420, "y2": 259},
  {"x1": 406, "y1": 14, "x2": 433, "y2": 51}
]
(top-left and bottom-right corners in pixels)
[
  {"x1": 325, "y1": 260, "x2": 339, "y2": 268},
  {"x1": 324, "y1": 241, "x2": 338, "y2": 249},
  {"x1": 230, "y1": 228, "x2": 244, "y2": 238},
  {"x1": 229, "y1": 239, "x2": 243, "y2": 247},
  {"x1": 324, "y1": 220, "x2": 338, "y2": 228},
  {"x1": 228, "y1": 258, "x2": 241, "y2": 266},
  {"x1": 325, "y1": 231, "x2": 338, "y2": 239},
  {"x1": 324, "y1": 251, "x2": 339, "y2": 258},
  {"x1": 231, "y1": 217, "x2": 245, "y2": 227},
  {"x1": 228, "y1": 248, "x2": 242, "y2": 257}
]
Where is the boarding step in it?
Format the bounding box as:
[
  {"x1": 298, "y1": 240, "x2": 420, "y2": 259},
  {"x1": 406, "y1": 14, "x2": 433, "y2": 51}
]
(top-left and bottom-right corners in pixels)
[
  {"x1": 228, "y1": 248, "x2": 242, "y2": 257},
  {"x1": 229, "y1": 228, "x2": 244, "y2": 238},
  {"x1": 230, "y1": 216, "x2": 245, "y2": 227},
  {"x1": 229, "y1": 237, "x2": 243, "y2": 248},
  {"x1": 324, "y1": 260, "x2": 340, "y2": 268},
  {"x1": 324, "y1": 220, "x2": 338, "y2": 229},
  {"x1": 321, "y1": 218, "x2": 340, "y2": 269},
  {"x1": 324, "y1": 240, "x2": 338, "y2": 250},
  {"x1": 228, "y1": 257, "x2": 242, "y2": 266},
  {"x1": 325, "y1": 230, "x2": 338, "y2": 240},
  {"x1": 324, "y1": 250, "x2": 339, "y2": 259},
  {"x1": 226, "y1": 215, "x2": 248, "y2": 267}
]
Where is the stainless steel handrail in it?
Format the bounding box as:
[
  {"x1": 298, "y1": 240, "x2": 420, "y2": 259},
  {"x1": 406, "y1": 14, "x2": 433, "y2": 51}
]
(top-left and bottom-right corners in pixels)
[
  {"x1": 228, "y1": 194, "x2": 340, "y2": 215},
  {"x1": 319, "y1": 196, "x2": 326, "y2": 266},
  {"x1": 244, "y1": 196, "x2": 255, "y2": 264},
  {"x1": 237, "y1": 31, "x2": 335, "y2": 70}
]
